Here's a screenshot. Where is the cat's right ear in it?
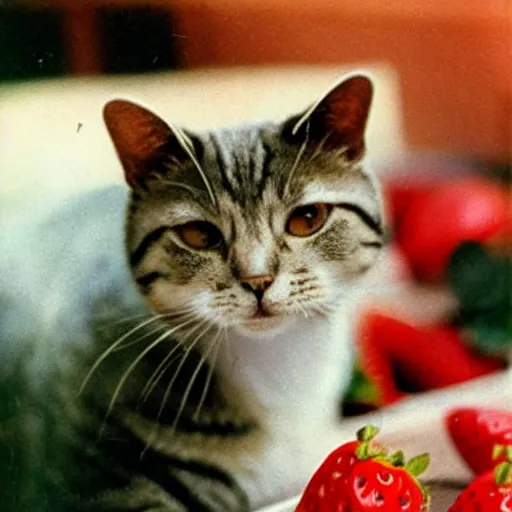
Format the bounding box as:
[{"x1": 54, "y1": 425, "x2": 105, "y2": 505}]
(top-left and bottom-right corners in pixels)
[
  {"x1": 103, "y1": 100, "x2": 187, "y2": 188},
  {"x1": 282, "y1": 74, "x2": 373, "y2": 160}
]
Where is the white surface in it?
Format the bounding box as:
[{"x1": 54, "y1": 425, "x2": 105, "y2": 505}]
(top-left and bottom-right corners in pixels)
[
  {"x1": 257, "y1": 496, "x2": 299, "y2": 512},
  {"x1": 254, "y1": 369, "x2": 512, "y2": 511}
]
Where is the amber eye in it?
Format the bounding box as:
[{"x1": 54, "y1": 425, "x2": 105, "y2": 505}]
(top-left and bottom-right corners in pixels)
[
  {"x1": 286, "y1": 203, "x2": 332, "y2": 237},
  {"x1": 175, "y1": 221, "x2": 223, "y2": 250}
]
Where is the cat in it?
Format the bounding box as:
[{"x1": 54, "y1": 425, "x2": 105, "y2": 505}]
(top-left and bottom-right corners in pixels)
[{"x1": 0, "y1": 74, "x2": 384, "y2": 511}]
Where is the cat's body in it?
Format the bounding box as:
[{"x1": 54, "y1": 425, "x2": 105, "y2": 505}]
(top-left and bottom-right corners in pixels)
[{"x1": 0, "y1": 75, "x2": 384, "y2": 511}]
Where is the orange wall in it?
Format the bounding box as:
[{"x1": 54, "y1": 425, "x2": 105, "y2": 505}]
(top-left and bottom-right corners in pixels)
[{"x1": 173, "y1": 0, "x2": 512, "y2": 161}]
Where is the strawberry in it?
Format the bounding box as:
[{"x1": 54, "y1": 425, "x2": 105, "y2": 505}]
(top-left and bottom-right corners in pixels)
[
  {"x1": 396, "y1": 177, "x2": 510, "y2": 281},
  {"x1": 382, "y1": 181, "x2": 436, "y2": 231},
  {"x1": 446, "y1": 408, "x2": 512, "y2": 475},
  {"x1": 295, "y1": 440, "x2": 360, "y2": 511},
  {"x1": 295, "y1": 426, "x2": 376, "y2": 512},
  {"x1": 357, "y1": 313, "x2": 505, "y2": 405},
  {"x1": 344, "y1": 456, "x2": 428, "y2": 511},
  {"x1": 448, "y1": 448, "x2": 512, "y2": 511},
  {"x1": 296, "y1": 425, "x2": 430, "y2": 512}
]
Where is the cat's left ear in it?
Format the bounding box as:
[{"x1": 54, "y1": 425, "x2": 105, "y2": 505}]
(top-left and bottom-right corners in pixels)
[
  {"x1": 103, "y1": 100, "x2": 190, "y2": 188},
  {"x1": 284, "y1": 74, "x2": 373, "y2": 160}
]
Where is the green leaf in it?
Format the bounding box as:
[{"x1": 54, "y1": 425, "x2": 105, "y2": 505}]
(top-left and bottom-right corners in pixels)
[
  {"x1": 388, "y1": 450, "x2": 405, "y2": 467},
  {"x1": 494, "y1": 461, "x2": 512, "y2": 486},
  {"x1": 355, "y1": 442, "x2": 370, "y2": 460},
  {"x1": 465, "y1": 313, "x2": 512, "y2": 356},
  {"x1": 356, "y1": 424, "x2": 380, "y2": 443},
  {"x1": 344, "y1": 366, "x2": 380, "y2": 405},
  {"x1": 493, "y1": 445, "x2": 506, "y2": 460},
  {"x1": 448, "y1": 242, "x2": 512, "y2": 315},
  {"x1": 405, "y1": 453, "x2": 430, "y2": 477}
]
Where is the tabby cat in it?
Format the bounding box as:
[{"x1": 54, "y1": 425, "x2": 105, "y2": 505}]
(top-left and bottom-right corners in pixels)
[{"x1": 0, "y1": 74, "x2": 384, "y2": 511}]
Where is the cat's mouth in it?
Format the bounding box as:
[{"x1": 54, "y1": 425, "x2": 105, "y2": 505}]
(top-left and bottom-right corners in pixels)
[
  {"x1": 250, "y1": 307, "x2": 273, "y2": 320},
  {"x1": 240, "y1": 305, "x2": 284, "y2": 332},
  {"x1": 242, "y1": 314, "x2": 284, "y2": 332}
]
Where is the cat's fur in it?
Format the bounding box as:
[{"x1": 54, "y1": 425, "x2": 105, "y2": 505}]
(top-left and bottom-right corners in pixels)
[{"x1": 0, "y1": 74, "x2": 384, "y2": 511}]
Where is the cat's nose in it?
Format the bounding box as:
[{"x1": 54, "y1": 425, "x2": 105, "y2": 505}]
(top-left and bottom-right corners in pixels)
[{"x1": 240, "y1": 275, "x2": 274, "y2": 301}]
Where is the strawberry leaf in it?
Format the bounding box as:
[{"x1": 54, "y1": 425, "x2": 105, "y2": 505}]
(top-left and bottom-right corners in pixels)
[
  {"x1": 405, "y1": 453, "x2": 430, "y2": 477},
  {"x1": 448, "y1": 242, "x2": 511, "y2": 315},
  {"x1": 448, "y1": 241, "x2": 512, "y2": 356},
  {"x1": 355, "y1": 442, "x2": 370, "y2": 460},
  {"x1": 494, "y1": 461, "x2": 512, "y2": 486},
  {"x1": 493, "y1": 445, "x2": 506, "y2": 460},
  {"x1": 464, "y1": 313, "x2": 512, "y2": 356},
  {"x1": 344, "y1": 366, "x2": 380, "y2": 405},
  {"x1": 356, "y1": 424, "x2": 379, "y2": 443},
  {"x1": 388, "y1": 450, "x2": 405, "y2": 467}
]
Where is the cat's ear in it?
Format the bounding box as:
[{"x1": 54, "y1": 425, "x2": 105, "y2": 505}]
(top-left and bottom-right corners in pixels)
[
  {"x1": 103, "y1": 100, "x2": 189, "y2": 188},
  {"x1": 284, "y1": 74, "x2": 373, "y2": 160}
]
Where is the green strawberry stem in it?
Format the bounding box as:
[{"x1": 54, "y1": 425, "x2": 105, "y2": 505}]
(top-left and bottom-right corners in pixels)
[
  {"x1": 493, "y1": 444, "x2": 512, "y2": 486},
  {"x1": 356, "y1": 425, "x2": 379, "y2": 443},
  {"x1": 354, "y1": 426, "x2": 430, "y2": 477},
  {"x1": 352, "y1": 425, "x2": 431, "y2": 507},
  {"x1": 388, "y1": 450, "x2": 405, "y2": 467},
  {"x1": 494, "y1": 461, "x2": 512, "y2": 486},
  {"x1": 493, "y1": 444, "x2": 512, "y2": 462},
  {"x1": 355, "y1": 425, "x2": 387, "y2": 460}
]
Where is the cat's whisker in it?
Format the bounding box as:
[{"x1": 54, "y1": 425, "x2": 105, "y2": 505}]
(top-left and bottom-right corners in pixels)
[
  {"x1": 112, "y1": 323, "x2": 169, "y2": 353},
  {"x1": 156, "y1": 177, "x2": 201, "y2": 199},
  {"x1": 193, "y1": 327, "x2": 224, "y2": 422},
  {"x1": 78, "y1": 313, "x2": 168, "y2": 396},
  {"x1": 158, "y1": 302, "x2": 199, "y2": 321},
  {"x1": 171, "y1": 325, "x2": 221, "y2": 431},
  {"x1": 142, "y1": 317, "x2": 210, "y2": 416},
  {"x1": 167, "y1": 123, "x2": 217, "y2": 207},
  {"x1": 138, "y1": 347, "x2": 184, "y2": 407},
  {"x1": 283, "y1": 119, "x2": 310, "y2": 198},
  {"x1": 138, "y1": 315, "x2": 204, "y2": 405},
  {"x1": 293, "y1": 300, "x2": 310, "y2": 319},
  {"x1": 141, "y1": 319, "x2": 212, "y2": 456},
  {"x1": 310, "y1": 303, "x2": 333, "y2": 318},
  {"x1": 156, "y1": 319, "x2": 212, "y2": 421},
  {"x1": 108, "y1": 311, "x2": 154, "y2": 326},
  {"x1": 105, "y1": 317, "x2": 197, "y2": 421}
]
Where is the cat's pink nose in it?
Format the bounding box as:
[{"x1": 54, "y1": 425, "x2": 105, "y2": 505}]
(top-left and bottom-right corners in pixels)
[{"x1": 240, "y1": 275, "x2": 274, "y2": 299}]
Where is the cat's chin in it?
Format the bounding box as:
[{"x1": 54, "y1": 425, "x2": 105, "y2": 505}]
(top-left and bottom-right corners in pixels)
[{"x1": 235, "y1": 315, "x2": 290, "y2": 337}]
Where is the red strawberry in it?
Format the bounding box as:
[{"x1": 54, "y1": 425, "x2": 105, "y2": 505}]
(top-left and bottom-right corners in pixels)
[
  {"x1": 296, "y1": 427, "x2": 377, "y2": 512},
  {"x1": 296, "y1": 425, "x2": 430, "y2": 512},
  {"x1": 396, "y1": 177, "x2": 510, "y2": 281},
  {"x1": 448, "y1": 451, "x2": 512, "y2": 511},
  {"x1": 446, "y1": 408, "x2": 512, "y2": 475},
  {"x1": 383, "y1": 181, "x2": 436, "y2": 231},
  {"x1": 344, "y1": 456, "x2": 428, "y2": 511},
  {"x1": 357, "y1": 313, "x2": 505, "y2": 405},
  {"x1": 295, "y1": 440, "x2": 360, "y2": 511}
]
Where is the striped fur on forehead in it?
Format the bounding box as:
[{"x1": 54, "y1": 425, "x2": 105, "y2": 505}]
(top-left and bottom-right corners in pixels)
[{"x1": 202, "y1": 125, "x2": 279, "y2": 209}]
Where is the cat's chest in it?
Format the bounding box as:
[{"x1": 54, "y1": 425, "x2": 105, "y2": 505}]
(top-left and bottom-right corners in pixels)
[{"x1": 212, "y1": 312, "x2": 353, "y2": 428}]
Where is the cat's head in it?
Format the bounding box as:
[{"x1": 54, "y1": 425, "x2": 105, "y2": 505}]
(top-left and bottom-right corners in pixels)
[{"x1": 103, "y1": 74, "x2": 383, "y2": 336}]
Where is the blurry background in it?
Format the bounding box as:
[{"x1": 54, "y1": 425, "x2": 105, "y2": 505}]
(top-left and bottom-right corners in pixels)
[
  {"x1": 1, "y1": 4, "x2": 511, "y2": 507},
  {"x1": 1, "y1": 0, "x2": 511, "y2": 164}
]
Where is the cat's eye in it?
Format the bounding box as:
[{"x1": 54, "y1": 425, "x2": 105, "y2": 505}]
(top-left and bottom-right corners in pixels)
[
  {"x1": 175, "y1": 221, "x2": 223, "y2": 250},
  {"x1": 286, "y1": 203, "x2": 332, "y2": 237}
]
